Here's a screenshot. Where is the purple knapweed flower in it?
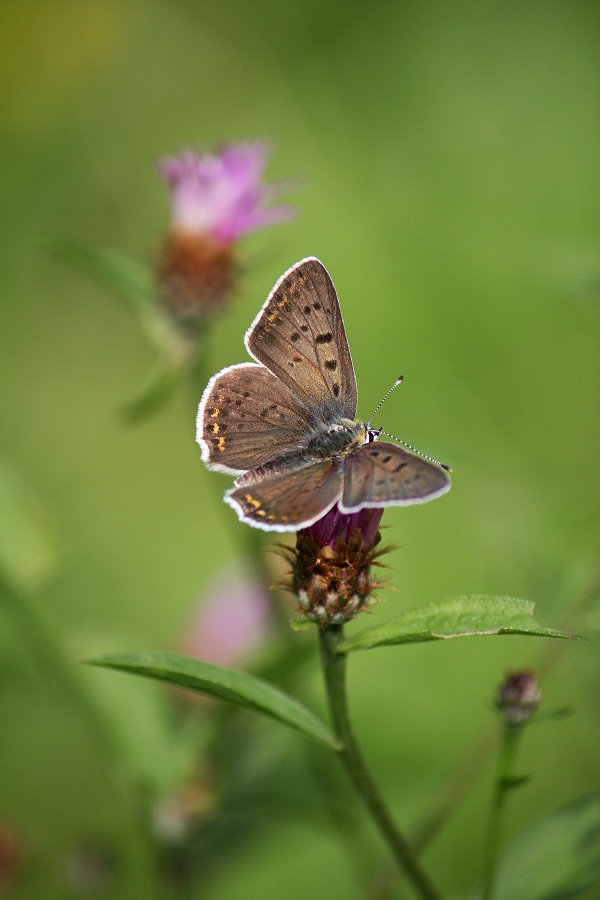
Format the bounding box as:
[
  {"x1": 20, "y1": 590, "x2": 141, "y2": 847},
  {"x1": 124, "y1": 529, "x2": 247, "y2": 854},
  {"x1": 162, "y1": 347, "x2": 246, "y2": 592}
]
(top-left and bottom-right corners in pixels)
[
  {"x1": 157, "y1": 143, "x2": 295, "y2": 324},
  {"x1": 306, "y1": 506, "x2": 384, "y2": 552},
  {"x1": 289, "y1": 505, "x2": 386, "y2": 626}
]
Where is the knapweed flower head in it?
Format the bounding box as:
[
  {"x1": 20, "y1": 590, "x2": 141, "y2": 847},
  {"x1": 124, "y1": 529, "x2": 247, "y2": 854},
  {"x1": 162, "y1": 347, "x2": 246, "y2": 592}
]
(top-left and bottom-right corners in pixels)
[
  {"x1": 495, "y1": 669, "x2": 541, "y2": 725},
  {"x1": 157, "y1": 142, "x2": 295, "y2": 324},
  {"x1": 288, "y1": 505, "x2": 386, "y2": 626}
]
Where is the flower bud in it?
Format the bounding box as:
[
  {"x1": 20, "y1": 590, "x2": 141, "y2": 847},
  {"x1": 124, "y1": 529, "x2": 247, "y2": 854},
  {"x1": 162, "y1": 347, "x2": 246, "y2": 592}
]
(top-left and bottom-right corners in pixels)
[
  {"x1": 495, "y1": 670, "x2": 541, "y2": 725},
  {"x1": 157, "y1": 143, "x2": 295, "y2": 325},
  {"x1": 64, "y1": 841, "x2": 116, "y2": 895},
  {"x1": 152, "y1": 773, "x2": 216, "y2": 844},
  {"x1": 291, "y1": 506, "x2": 385, "y2": 626}
]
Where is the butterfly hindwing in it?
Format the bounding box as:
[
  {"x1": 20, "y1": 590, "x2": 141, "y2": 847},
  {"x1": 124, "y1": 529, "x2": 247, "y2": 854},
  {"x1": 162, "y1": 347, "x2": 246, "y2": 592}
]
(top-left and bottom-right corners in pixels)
[
  {"x1": 226, "y1": 459, "x2": 344, "y2": 531},
  {"x1": 245, "y1": 258, "x2": 357, "y2": 423},
  {"x1": 197, "y1": 362, "x2": 314, "y2": 474},
  {"x1": 341, "y1": 441, "x2": 451, "y2": 511}
]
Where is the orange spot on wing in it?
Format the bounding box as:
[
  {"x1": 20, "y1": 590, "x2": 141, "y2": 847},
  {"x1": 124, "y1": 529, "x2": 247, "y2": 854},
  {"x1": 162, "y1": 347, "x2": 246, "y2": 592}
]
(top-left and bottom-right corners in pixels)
[
  {"x1": 210, "y1": 408, "x2": 220, "y2": 418},
  {"x1": 217, "y1": 436, "x2": 226, "y2": 452},
  {"x1": 212, "y1": 422, "x2": 220, "y2": 433}
]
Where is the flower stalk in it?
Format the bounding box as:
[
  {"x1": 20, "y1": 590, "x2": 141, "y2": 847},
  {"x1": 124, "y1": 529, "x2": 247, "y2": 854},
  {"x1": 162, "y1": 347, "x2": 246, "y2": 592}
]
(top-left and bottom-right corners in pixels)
[
  {"x1": 481, "y1": 725, "x2": 521, "y2": 900},
  {"x1": 481, "y1": 670, "x2": 541, "y2": 899},
  {"x1": 319, "y1": 625, "x2": 440, "y2": 900}
]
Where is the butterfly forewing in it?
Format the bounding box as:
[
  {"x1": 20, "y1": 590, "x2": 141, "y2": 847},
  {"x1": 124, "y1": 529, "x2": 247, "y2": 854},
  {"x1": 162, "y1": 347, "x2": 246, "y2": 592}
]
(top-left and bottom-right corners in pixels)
[
  {"x1": 341, "y1": 441, "x2": 451, "y2": 511},
  {"x1": 226, "y1": 459, "x2": 343, "y2": 531},
  {"x1": 197, "y1": 363, "x2": 314, "y2": 474},
  {"x1": 245, "y1": 258, "x2": 357, "y2": 423}
]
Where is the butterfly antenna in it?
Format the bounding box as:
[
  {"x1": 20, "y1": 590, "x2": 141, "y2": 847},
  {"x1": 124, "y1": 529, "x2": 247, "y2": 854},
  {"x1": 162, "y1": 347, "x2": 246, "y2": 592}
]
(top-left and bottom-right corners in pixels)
[
  {"x1": 367, "y1": 375, "x2": 404, "y2": 425},
  {"x1": 380, "y1": 431, "x2": 452, "y2": 472}
]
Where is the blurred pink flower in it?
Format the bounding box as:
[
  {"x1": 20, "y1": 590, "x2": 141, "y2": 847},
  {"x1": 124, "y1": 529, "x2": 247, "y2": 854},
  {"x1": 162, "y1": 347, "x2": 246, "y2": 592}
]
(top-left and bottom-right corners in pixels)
[
  {"x1": 158, "y1": 142, "x2": 294, "y2": 244},
  {"x1": 180, "y1": 569, "x2": 272, "y2": 668}
]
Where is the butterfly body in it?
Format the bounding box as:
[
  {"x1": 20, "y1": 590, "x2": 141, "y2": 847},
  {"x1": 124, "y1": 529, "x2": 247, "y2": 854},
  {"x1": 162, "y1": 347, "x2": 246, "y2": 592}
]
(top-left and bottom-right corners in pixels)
[
  {"x1": 304, "y1": 418, "x2": 366, "y2": 458},
  {"x1": 197, "y1": 258, "x2": 450, "y2": 531}
]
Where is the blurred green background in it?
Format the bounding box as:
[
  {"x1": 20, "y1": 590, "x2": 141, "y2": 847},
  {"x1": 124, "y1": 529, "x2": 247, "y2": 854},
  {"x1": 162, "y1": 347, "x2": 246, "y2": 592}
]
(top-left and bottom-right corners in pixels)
[{"x1": 1, "y1": 1, "x2": 599, "y2": 897}]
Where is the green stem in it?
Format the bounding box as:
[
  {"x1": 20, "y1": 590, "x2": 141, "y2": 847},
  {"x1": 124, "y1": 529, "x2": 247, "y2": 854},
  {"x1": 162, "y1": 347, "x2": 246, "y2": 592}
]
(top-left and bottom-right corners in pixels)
[
  {"x1": 319, "y1": 625, "x2": 440, "y2": 900},
  {"x1": 481, "y1": 725, "x2": 521, "y2": 900}
]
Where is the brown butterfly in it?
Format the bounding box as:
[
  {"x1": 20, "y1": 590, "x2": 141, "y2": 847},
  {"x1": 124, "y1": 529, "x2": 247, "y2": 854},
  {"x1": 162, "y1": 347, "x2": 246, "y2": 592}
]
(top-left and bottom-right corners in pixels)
[{"x1": 197, "y1": 258, "x2": 451, "y2": 530}]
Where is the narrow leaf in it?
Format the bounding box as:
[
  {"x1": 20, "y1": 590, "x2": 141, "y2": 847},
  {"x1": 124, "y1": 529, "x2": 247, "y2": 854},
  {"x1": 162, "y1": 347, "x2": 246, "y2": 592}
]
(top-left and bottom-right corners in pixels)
[
  {"x1": 0, "y1": 461, "x2": 60, "y2": 593},
  {"x1": 121, "y1": 363, "x2": 180, "y2": 424},
  {"x1": 339, "y1": 596, "x2": 580, "y2": 653},
  {"x1": 498, "y1": 774, "x2": 531, "y2": 791},
  {"x1": 88, "y1": 651, "x2": 338, "y2": 749},
  {"x1": 495, "y1": 793, "x2": 600, "y2": 899},
  {"x1": 50, "y1": 241, "x2": 155, "y2": 314}
]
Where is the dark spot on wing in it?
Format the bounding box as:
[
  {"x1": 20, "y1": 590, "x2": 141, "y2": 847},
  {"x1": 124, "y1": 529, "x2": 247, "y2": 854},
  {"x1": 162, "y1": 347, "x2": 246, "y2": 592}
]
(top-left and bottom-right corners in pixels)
[
  {"x1": 293, "y1": 356, "x2": 302, "y2": 363},
  {"x1": 315, "y1": 332, "x2": 333, "y2": 345},
  {"x1": 324, "y1": 359, "x2": 337, "y2": 370},
  {"x1": 243, "y1": 392, "x2": 250, "y2": 397},
  {"x1": 313, "y1": 302, "x2": 321, "y2": 310},
  {"x1": 333, "y1": 384, "x2": 340, "y2": 397},
  {"x1": 235, "y1": 399, "x2": 242, "y2": 406},
  {"x1": 304, "y1": 305, "x2": 311, "y2": 314},
  {"x1": 382, "y1": 455, "x2": 391, "y2": 463},
  {"x1": 394, "y1": 463, "x2": 407, "y2": 472},
  {"x1": 300, "y1": 324, "x2": 309, "y2": 332},
  {"x1": 371, "y1": 450, "x2": 380, "y2": 457},
  {"x1": 290, "y1": 332, "x2": 301, "y2": 342}
]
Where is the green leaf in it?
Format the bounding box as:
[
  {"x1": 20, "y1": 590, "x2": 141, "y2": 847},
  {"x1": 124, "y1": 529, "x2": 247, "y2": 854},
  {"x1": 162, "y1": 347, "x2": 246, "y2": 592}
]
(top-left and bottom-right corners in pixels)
[
  {"x1": 339, "y1": 596, "x2": 580, "y2": 653},
  {"x1": 495, "y1": 793, "x2": 600, "y2": 899},
  {"x1": 498, "y1": 774, "x2": 531, "y2": 791},
  {"x1": 88, "y1": 651, "x2": 338, "y2": 749},
  {"x1": 50, "y1": 241, "x2": 155, "y2": 314},
  {"x1": 0, "y1": 461, "x2": 60, "y2": 594},
  {"x1": 121, "y1": 363, "x2": 181, "y2": 424}
]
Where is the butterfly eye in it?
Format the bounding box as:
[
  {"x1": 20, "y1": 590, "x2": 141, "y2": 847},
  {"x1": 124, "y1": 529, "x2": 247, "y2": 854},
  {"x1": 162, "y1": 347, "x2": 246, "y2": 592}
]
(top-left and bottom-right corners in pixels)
[{"x1": 367, "y1": 428, "x2": 382, "y2": 443}]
